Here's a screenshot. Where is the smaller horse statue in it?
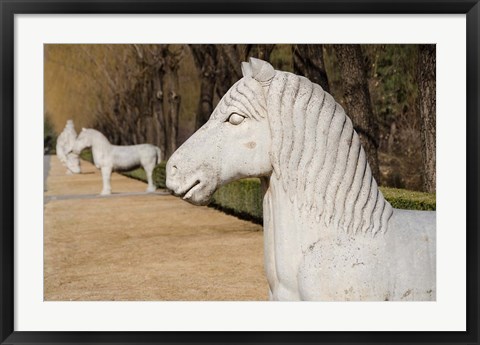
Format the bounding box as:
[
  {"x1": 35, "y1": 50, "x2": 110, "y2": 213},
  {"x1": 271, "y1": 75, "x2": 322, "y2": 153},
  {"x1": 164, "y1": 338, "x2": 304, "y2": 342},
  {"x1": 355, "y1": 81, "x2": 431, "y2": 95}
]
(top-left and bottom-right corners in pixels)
[
  {"x1": 72, "y1": 128, "x2": 162, "y2": 195},
  {"x1": 56, "y1": 119, "x2": 81, "y2": 174}
]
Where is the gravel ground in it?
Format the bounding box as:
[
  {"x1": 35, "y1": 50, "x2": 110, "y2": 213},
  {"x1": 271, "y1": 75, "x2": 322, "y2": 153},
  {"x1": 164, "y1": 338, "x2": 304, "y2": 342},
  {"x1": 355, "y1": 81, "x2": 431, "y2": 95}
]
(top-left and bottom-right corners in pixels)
[{"x1": 44, "y1": 156, "x2": 268, "y2": 301}]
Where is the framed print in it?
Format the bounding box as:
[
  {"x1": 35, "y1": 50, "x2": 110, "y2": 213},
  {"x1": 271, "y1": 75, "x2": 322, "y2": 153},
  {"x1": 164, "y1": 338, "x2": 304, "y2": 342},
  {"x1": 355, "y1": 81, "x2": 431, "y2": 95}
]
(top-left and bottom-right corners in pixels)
[{"x1": 1, "y1": 0, "x2": 479, "y2": 344}]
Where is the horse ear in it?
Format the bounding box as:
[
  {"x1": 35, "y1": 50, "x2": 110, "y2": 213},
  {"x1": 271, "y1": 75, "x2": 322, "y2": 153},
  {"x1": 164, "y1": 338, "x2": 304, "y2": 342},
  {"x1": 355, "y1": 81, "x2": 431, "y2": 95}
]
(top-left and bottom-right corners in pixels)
[
  {"x1": 249, "y1": 57, "x2": 275, "y2": 84},
  {"x1": 241, "y1": 62, "x2": 252, "y2": 77}
]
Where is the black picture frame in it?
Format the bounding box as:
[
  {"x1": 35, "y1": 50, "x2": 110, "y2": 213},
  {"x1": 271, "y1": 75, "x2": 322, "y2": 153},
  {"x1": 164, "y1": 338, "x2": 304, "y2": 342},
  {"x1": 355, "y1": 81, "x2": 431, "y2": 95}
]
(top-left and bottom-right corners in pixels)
[{"x1": 1, "y1": 1, "x2": 479, "y2": 344}]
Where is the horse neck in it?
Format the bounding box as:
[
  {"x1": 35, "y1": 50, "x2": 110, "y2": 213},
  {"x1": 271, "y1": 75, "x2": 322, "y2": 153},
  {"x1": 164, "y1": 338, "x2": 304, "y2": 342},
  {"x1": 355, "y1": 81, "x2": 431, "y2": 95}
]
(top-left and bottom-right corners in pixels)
[
  {"x1": 90, "y1": 130, "x2": 111, "y2": 149},
  {"x1": 263, "y1": 171, "x2": 393, "y2": 253},
  {"x1": 262, "y1": 175, "x2": 330, "y2": 251}
]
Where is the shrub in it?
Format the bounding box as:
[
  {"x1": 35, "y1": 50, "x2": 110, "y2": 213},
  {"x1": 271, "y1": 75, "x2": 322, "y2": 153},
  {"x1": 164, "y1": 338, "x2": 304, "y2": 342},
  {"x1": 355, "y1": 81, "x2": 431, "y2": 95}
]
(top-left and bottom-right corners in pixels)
[
  {"x1": 44, "y1": 114, "x2": 57, "y2": 154},
  {"x1": 380, "y1": 187, "x2": 436, "y2": 211},
  {"x1": 211, "y1": 179, "x2": 263, "y2": 224},
  {"x1": 80, "y1": 149, "x2": 93, "y2": 163},
  {"x1": 122, "y1": 162, "x2": 167, "y2": 189}
]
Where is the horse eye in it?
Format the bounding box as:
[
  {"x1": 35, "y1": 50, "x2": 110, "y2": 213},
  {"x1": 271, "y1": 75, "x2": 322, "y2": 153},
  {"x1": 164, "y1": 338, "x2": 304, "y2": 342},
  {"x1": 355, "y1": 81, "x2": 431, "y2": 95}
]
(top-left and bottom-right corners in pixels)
[{"x1": 227, "y1": 113, "x2": 245, "y2": 125}]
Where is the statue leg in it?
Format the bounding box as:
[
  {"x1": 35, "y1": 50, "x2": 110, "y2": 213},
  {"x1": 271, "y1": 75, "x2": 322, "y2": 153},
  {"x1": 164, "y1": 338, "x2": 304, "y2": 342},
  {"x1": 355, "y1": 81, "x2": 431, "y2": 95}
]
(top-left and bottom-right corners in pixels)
[
  {"x1": 144, "y1": 163, "x2": 156, "y2": 193},
  {"x1": 66, "y1": 153, "x2": 81, "y2": 174},
  {"x1": 100, "y1": 166, "x2": 112, "y2": 195}
]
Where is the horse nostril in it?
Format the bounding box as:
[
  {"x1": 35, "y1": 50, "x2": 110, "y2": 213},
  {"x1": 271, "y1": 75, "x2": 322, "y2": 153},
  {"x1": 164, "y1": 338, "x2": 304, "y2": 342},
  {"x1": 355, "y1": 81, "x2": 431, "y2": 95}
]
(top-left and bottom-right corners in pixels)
[{"x1": 170, "y1": 165, "x2": 178, "y2": 176}]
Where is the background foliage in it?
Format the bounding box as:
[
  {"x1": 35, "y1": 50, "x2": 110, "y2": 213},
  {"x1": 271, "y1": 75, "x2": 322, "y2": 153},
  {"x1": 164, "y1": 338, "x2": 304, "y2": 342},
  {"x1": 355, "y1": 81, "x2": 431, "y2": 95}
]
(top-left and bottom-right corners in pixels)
[{"x1": 46, "y1": 44, "x2": 433, "y2": 193}]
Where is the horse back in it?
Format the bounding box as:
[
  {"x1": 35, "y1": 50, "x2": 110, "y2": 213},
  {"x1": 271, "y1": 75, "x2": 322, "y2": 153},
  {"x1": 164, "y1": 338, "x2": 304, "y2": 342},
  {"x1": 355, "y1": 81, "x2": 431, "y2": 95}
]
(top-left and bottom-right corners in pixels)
[{"x1": 110, "y1": 144, "x2": 156, "y2": 171}]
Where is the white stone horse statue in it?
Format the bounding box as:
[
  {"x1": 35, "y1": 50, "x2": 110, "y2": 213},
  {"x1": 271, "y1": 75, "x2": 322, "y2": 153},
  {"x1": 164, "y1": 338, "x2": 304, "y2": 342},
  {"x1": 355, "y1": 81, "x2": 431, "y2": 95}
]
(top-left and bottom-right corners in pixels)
[
  {"x1": 56, "y1": 119, "x2": 81, "y2": 174},
  {"x1": 72, "y1": 128, "x2": 162, "y2": 195},
  {"x1": 166, "y1": 58, "x2": 436, "y2": 301}
]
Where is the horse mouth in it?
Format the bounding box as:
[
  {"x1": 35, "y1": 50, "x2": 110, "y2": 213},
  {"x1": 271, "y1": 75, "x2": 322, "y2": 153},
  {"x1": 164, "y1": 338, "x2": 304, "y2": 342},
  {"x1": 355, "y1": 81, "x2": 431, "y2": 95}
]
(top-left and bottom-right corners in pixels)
[
  {"x1": 172, "y1": 178, "x2": 214, "y2": 206},
  {"x1": 181, "y1": 180, "x2": 201, "y2": 200}
]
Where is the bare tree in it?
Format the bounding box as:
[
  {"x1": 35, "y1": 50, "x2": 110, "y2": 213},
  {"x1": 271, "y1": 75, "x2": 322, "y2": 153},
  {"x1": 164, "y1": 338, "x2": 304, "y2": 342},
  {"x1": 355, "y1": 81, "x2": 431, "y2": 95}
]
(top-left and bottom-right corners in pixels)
[
  {"x1": 246, "y1": 44, "x2": 276, "y2": 61},
  {"x1": 84, "y1": 44, "x2": 183, "y2": 159},
  {"x1": 189, "y1": 44, "x2": 217, "y2": 129},
  {"x1": 109, "y1": 44, "x2": 167, "y2": 150},
  {"x1": 214, "y1": 45, "x2": 244, "y2": 99},
  {"x1": 213, "y1": 44, "x2": 276, "y2": 101},
  {"x1": 162, "y1": 46, "x2": 183, "y2": 158},
  {"x1": 293, "y1": 44, "x2": 330, "y2": 92},
  {"x1": 333, "y1": 44, "x2": 380, "y2": 183},
  {"x1": 417, "y1": 44, "x2": 436, "y2": 193}
]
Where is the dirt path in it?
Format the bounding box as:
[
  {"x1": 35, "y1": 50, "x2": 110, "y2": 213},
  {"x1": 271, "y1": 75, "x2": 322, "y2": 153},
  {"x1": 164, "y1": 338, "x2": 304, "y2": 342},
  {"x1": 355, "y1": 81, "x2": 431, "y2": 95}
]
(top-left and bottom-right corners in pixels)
[{"x1": 44, "y1": 156, "x2": 268, "y2": 301}]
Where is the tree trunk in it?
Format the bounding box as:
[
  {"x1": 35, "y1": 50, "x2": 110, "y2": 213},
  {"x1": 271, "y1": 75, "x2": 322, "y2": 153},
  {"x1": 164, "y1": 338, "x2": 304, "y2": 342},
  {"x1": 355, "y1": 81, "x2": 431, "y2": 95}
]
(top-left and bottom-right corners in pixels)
[
  {"x1": 333, "y1": 44, "x2": 380, "y2": 183},
  {"x1": 248, "y1": 44, "x2": 275, "y2": 61},
  {"x1": 215, "y1": 45, "x2": 243, "y2": 99},
  {"x1": 167, "y1": 90, "x2": 181, "y2": 158},
  {"x1": 293, "y1": 44, "x2": 330, "y2": 92},
  {"x1": 417, "y1": 44, "x2": 436, "y2": 193},
  {"x1": 219, "y1": 45, "x2": 242, "y2": 80},
  {"x1": 163, "y1": 46, "x2": 182, "y2": 159},
  {"x1": 189, "y1": 44, "x2": 217, "y2": 129},
  {"x1": 152, "y1": 66, "x2": 166, "y2": 153}
]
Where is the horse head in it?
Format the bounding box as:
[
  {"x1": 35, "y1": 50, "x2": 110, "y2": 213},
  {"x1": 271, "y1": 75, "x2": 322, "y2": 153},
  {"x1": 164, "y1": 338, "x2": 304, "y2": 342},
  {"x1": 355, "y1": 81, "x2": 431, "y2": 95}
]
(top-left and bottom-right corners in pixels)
[
  {"x1": 72, "y1": 128, "x2": 93, "y2": 155},
  {"x1": 166, "y1": 58, "x2": 275, "y2": 205},
  {"x1": 168, "y1": 57, "x2": 392, "y2": 235}
]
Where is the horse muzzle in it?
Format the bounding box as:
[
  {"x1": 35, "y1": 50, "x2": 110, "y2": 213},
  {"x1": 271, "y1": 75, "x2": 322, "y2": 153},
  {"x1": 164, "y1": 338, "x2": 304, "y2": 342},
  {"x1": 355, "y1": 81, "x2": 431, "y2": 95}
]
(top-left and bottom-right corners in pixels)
[{"x1": 166, "y1": 157, "x2": 218, "y2": 206}]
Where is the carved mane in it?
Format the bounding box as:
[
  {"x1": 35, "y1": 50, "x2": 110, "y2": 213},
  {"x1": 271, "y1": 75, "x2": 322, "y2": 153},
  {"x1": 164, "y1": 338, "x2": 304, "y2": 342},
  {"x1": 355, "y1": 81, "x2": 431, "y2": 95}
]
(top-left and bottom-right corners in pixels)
[{"x1": 266, "y1": 71, "x2": 393, "y2": 236}]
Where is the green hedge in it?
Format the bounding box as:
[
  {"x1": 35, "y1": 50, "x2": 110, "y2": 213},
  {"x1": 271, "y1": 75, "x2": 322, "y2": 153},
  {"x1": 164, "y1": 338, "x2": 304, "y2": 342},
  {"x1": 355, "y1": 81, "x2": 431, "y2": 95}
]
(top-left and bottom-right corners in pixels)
[
  {"x1": 122, "y1": 163, "x2": 167, "y2": 188},
  {"x1": 211, "y1": 179, "x2": 264, "y2": 223},
  {"x1": 80, "y1": 149, "x2": 436, "y2": 223},
  {"x1": 80, "y1": 149, "x2": 93, "y2": 163},
  {"x1": 380, "y1": 187, "x2": 436, "y2": 211}
]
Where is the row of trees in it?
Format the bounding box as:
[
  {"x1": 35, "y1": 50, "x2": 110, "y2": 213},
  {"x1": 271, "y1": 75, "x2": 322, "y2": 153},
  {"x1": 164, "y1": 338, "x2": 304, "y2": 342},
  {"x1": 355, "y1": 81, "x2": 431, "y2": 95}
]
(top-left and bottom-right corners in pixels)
[
  {"x1": 292, "y1": 44, "x2": 435, "y2": 193},
  {"x1": 44, "y1": 44, "x2": 435, "y2": 192}
]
